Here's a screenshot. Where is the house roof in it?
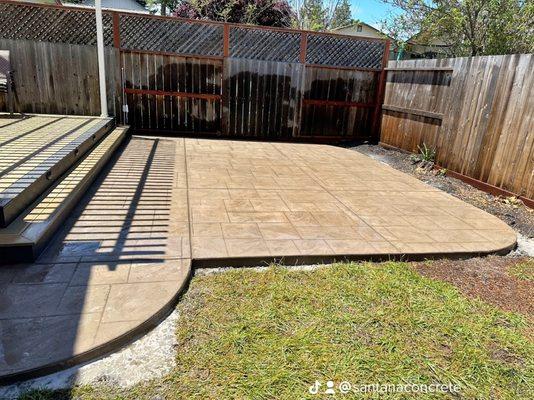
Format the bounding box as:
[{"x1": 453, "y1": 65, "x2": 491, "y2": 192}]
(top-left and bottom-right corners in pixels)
[
  {"x1": 406, "y1": 31, "x2": 450, "y2": 46},
  {"x1": 330, "y1": 21, "x2": 392, "y2": 40}
]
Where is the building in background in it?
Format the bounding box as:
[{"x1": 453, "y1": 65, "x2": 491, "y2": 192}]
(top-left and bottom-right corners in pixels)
[
  {"x1": 331, "y1": 22, "x2": 454, "y2": 60},
  {"x1": 401, "y1": 33, "x2": 452, "y2": 59},
  {"x1": 330, "y1": 21, "x2": 398, "y2": 60}
]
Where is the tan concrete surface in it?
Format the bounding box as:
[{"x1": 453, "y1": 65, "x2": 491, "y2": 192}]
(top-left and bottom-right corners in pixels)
[
  {"x1": 0, "y1": 136, "x2": 191, "y2": 381},
  {"x1": 186, "y1": 139, "x2": 516, "y2": 260},
  {"x1": 0, "y1": 135, "x2": 516, "y2": 381}
]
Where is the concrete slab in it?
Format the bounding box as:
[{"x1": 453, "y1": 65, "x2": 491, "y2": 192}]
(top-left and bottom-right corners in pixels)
[
  {"x1": 185, "y1": 138, "x2": 516, "y2": 264},
  {"x1": 0, "y1": 136, "x2": 516, "y2": 383},
  {"x1": 0, "y1": 136, "x2": 191, "y2": 383}
]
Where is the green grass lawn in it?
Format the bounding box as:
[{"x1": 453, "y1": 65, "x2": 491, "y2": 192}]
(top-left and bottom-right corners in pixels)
[
  {"x1": 510, "y1": 259, "x2": 534, "y2": 281},
  {"x1": 22, "y1": 262, "x2": 533, "y2": 399}
]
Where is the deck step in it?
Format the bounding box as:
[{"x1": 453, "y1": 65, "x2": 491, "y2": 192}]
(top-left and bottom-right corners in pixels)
[
  {"x1": 0, "y1": 115, "x2": 114, "y2": 227},
  {"x1": 0, "y1": 126, "x2": 127, "y2": 263}
]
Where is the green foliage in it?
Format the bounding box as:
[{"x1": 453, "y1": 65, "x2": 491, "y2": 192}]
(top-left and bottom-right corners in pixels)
[
  {"x1": 382, "y1": 0, "x2": 534, "y2": 56},
  {"x1": 417, "y1": 142, "x2": 436, "y2": 162},
  {"x1": 509, "y1": 259, "x2": 534, "y2": 281},
  {"x1": 296, "y1": 0, "x2": 354, "y2": 31},
  {"x1": 418, "y1": 143, "x2": 435, "y2": 162},
  {"x1": 330, "y1": 0, "x2": 352, "y2": 28},
  {"x1": 502, "y1": 196, "x2": 524, "y2": 208},
  {"x1": 300, "y1": 0, "x2": 328, "y2": 30}
]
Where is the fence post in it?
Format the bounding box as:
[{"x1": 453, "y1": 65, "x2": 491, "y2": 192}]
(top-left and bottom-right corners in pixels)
[
  {"x1": 293, "y1": 32, "x2": 309, "y2": 138},
  {"x1": 223, "y1": 25, "x2": 230, "y2": 57},
  {"x1": 112, "y1": 12, "x2": 120, "y2": 48},
  {"x1": 372, "y1": 40, "x2": 390, "y2": 139},
  {"x1": 221, "y1": 25, "x2": 230, "y2": 135},
  {"x1": 95, "y1": 0, "x2": 108, "y2": 117},
  {"x1": 111, "y1": 12, "x2": 125, "y2": 124},
  {"x1": 299, "y1": 32, "x2": 307, "y2": 64}
]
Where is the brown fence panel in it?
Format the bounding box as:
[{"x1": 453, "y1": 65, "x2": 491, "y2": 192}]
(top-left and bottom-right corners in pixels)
[
  {"x1": 0, "y1": 39, "x2": 120, "y2": 116},
  {"x1": 299, "y1": 66, "x2": 377, "y2": 138},
  {"x1": 122, "y1": 51, "x2": 222, "y2": 133},
  {"x1": 223, "y1": 58, "x2": 302, "y2": 139},
  {"x1": 380, "y1": 55, "x2": 534, "y2": 202}
]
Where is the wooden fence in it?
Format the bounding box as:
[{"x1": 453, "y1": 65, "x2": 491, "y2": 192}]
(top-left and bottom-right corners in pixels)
[
  {"x1": 0, "y1": 39, "x2": 121, "y2": 116},
  {"x1": 0, "y1": 0, "x2": 389, "y2": 141},
  {"x1": 380, "y1": 54, "x2": 534, "y2": 203}
]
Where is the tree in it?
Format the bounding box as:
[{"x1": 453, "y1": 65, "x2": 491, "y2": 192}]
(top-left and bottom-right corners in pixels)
[
  {"x1": 330, "y1": 0, "x2": 352, "y2": 28},
  {"x1": 299, "y1": 0, "x2": 327, "y2": 30},
  {"x1": 381, "y1": 0, "x2": 534, "y2": 56},
  {"x1": 293, "y1": 0, "x2": 353, "y2": 30},
  {"x1": 146, "y1": 0, "x2": 178, "y2": 16},
  {"x1": 170, "y1": 0, "x2": 295, "y2": 27}
]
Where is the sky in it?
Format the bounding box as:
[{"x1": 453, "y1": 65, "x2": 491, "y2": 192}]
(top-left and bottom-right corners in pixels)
[{"x1": 349, "y1": 0, "x2": 400, "y2": 27}]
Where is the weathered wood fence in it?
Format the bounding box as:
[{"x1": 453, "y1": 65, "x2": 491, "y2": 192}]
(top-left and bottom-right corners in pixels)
[
  {"x1": 380, "y1": 55, "x2": 533, "y2": 203},
  {"x1": 0, "y1": 39, "x2": 121, "y2": 116},
  {"x1": 0, "y1": 0, "x2": 389, "y2": 141}
]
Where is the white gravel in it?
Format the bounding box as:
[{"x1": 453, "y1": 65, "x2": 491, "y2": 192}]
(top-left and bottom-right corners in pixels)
[
  {"x1": 0, "y1": 309, "x2": 180, "y2": 399},
  {"x1": 510, "y1": 233, "x2": 534, "y2": 257}
]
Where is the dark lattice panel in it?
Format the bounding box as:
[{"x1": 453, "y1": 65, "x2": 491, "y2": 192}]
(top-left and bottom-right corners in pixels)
[
  {"x1": 306, "y1": 35, "x2": 385, "y2": 69},
  {"x1": 120, "y1": 15, "x2": 223, "y2": 56},
  {"x1": 0, "y1": 3, "x2": 113, "y2": 45},
  {"x1": 230, "y1": 28, "x2": 300, "y2": 62}
]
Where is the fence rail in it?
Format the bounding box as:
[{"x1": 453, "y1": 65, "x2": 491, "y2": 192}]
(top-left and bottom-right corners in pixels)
[
  {"x1": 380, "y1": 54, "x2": 534, "y2": 203},
  {"x1": 0, "y1": 0, "x2": 389, "y2": 140}
]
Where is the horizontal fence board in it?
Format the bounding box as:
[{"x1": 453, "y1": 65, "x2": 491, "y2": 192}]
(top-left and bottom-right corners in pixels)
[{"x1": 380, "y1": 54, "x2": 534, "y2": 200}]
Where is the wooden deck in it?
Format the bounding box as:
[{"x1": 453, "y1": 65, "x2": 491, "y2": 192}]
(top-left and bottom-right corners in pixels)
[{"x1": 0, "y1": 114, "x2": 114, "y2": 226}]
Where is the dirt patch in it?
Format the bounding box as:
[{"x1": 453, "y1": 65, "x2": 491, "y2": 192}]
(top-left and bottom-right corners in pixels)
[
  {"x1": 350, "y1": 144, "x2": 533, "y2": 238},
  {"x1": 414, "y1": 256, "x2": 534, "y2": 320}
]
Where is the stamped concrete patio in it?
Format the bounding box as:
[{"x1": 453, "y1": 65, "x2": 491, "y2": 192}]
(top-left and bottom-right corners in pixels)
[{"x1": 0, "y1": 135, "x2": 516, "y2": 382}]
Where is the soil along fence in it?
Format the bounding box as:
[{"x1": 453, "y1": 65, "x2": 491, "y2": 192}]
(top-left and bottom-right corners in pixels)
[
  {"x1": 0, "y1": 0, "x2": 389, "y2": 141},
  {"x1": 380, "y1": 55, "x2": 534, "y2": 204}
]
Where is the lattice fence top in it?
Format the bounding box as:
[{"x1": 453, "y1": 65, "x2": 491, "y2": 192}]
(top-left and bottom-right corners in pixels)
[
  {"x1": 0, "y1": 1, "x2": 387, "y2": 69},
  {"x1": 120, "y1": 14, "x2": 223, "y2": 56},
  {"x1": 0, "y1": 2, "x2": 113, "y2": 46},
  {"x1": 230, "y1": 28, "x2": 301, "y2": 63},
  {"x1": 306, "y1": 35, "x2": 385, "y2": 69}
]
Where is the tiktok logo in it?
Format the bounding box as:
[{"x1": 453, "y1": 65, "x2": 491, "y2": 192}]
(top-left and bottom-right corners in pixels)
[{"x1": 309, "y1": 380, "x2": 336, "y2": 395}]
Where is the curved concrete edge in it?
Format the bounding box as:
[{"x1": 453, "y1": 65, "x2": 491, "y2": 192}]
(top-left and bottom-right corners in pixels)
[{"x1": 0, "y1": 261, "x2": 193, "y2": 386}]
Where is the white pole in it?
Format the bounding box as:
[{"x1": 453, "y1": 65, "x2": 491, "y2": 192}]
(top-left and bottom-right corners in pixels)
[{"x1": 95, "y1": 0, "x2": 108, "y2": 117}]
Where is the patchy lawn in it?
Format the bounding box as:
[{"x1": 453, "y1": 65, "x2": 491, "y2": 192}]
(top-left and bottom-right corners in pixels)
[
  {"x1": 510, "y1": 259, "x2": 534, "y2": 282},
  {"x1": 414, "y1": 256, "x2": 534, "y2": 317},
  {"x1": 21, "y1": 262, "x2": 533, "y2": 400}
]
